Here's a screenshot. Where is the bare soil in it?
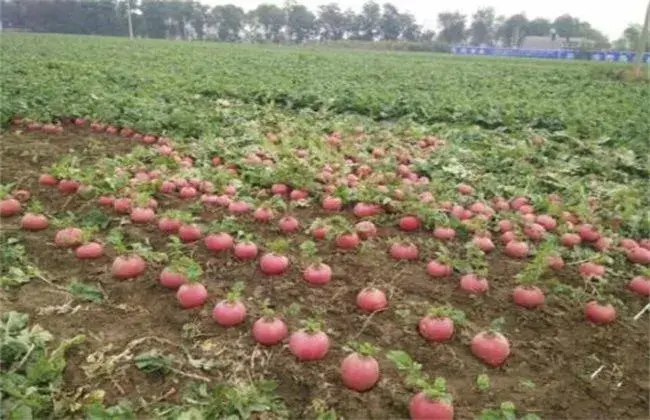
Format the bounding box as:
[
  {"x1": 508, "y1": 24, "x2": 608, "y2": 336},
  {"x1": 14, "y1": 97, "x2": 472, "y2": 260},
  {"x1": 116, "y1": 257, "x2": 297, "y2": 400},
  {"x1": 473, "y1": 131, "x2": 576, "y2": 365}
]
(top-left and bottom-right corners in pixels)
[{"x1": 1, "y1": 125, "x2": 648, "y2": 419}]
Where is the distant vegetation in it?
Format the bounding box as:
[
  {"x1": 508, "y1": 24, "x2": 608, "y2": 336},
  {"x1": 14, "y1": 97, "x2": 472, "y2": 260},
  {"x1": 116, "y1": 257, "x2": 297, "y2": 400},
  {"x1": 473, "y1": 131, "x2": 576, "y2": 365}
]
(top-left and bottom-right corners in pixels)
[{"x1": 1, "y1": 0, "x2": 644, "y2": 50}]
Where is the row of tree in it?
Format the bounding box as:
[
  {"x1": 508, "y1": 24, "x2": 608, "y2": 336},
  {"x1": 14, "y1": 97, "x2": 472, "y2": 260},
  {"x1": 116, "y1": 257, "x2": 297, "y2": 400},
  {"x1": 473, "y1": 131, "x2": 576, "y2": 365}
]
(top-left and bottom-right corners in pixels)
[{"x1": 0, "y1": 0, "x2": 645, "y2": 50}]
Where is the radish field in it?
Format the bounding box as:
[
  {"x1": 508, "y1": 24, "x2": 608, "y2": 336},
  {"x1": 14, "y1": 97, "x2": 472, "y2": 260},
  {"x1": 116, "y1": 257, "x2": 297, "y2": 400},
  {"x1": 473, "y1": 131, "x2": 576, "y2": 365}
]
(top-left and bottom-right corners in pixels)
[{"x1": 1, "y1": 33, "x2": 649, "y2": 420}]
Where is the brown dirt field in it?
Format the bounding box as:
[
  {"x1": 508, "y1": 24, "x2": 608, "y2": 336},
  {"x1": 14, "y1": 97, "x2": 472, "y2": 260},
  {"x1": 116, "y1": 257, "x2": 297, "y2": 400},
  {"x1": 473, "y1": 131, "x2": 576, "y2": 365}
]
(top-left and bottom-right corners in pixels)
[{"x1": 1, "y1": 125, "x2": 649, "y2": 419}]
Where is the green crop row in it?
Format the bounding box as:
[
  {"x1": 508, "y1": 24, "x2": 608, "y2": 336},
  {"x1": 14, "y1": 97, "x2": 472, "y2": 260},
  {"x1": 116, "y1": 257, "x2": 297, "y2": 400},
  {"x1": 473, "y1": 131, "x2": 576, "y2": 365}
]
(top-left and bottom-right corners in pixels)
[{"x1": 1, "y1": 33, "x2": 648, "y2": 155}]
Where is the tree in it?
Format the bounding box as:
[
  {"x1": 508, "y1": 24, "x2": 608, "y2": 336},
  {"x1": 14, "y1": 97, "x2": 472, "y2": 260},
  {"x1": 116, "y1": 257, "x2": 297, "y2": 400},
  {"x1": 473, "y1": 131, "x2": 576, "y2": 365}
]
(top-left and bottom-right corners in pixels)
[
  {"x1": 286, "y1": 4, "x2": 315, "y2": 43},
  {"x1": 343, "y1": 8, "x2": 360, "y2": 39},
  {"x1": 317, "y1": 3, "x2": 347, "y2": 41},
  {"x1": 526, "y1": 18, "x2": 551, "y2": 37},
  {"x1": 249, "y1": 3, "x2": 286, "y2": 43},
  {"x1": 420, "y1": 29, "x2": 436, "y2": 43},
  {"x1": 496, "y1": 13, "x2": 528, "y2": 47},
  {"x1": 553, "y1": 14, "x2": 580, "y2": 42},
  {"x1": 211, "y1": 4, "x2": 244, "y2": 42},
  {"x1": 469, "y1": 7, "x2": 495, "y2": 46},
  {"x1": 379, "y1": 3, "x2": 401, "y2": 41},
  {"x1": 624, "y1": 24, "x2": 643, "y2": 50},
  {"x1": 577, "y1": 21, "x2": 610, "y2": 49},
  {"x1": 357, "y1": 1, "x2": 381, "y2": 41},
  {"x1": 437, "y1": 12, "x2": 466, "y2": 44},
  {"x1": 399, "y1": 12, "x2": 420, "y2": 41}
]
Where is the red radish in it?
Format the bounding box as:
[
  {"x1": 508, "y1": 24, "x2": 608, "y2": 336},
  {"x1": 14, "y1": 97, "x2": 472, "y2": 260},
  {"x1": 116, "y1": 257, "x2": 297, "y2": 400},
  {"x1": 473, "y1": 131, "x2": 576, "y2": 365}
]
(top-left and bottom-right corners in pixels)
[
  {"x1": 322, "y1": 196, "x2": 342, "y2": 211},
  {"x1": 312, "y1": 226, "x2": 328, "y2": 241},
  {"x1": 234, "y1": 241, "x2": 258, "y2": 260},
  {"x1": 204, "y1": 232, "x2": 233, "y2": 252},
  {"x1": 578, "y1": 224, "x2": 600, "y2": 242},
  {"x1": 640, "y1": 239, "x2": 650, "y2": 250},
  {"x1": 0, "y1": 198, "x2": 21, "y2": 217},
  {"x1": 253, "y1": 207, "x2": 273, "y2": 222},
  {"x1": 457, "y1": 184, "x2": 474, "y2": 195},
  {"x1": 289, "y1": 189, "x2": 309, "y2": 200},
  {"x1": 20, "y1": 213, "x2": 48, "y2": 231},
  {"x1": 111, "y1": 255, "x2": 146, "y2": 279},
  {"x1": 176, "y1": 283, "x2": 208, "y2": 309},
  {"x1": 75, "y1": 242, "x2": 104, "y2": 259},
  {"x1": 252, "y1": 315, "x2": 288, "y2": 346},
  {"x1": 512, "y1": 285, "x2": 545, "y2": 309},
  {"x1": 460, "y1": 274, "x2": 489, "y2": 294},
  {"x1": 627, "y1": 247, "x2": 650, "y2": 265},
  {"x1": 591, "y1": 236, "x2": 612, "y2": 252},
  {"x1": 159, "y1": 268, "x2": 187, "y2": 289},
  {"x1": 278, "y1": 216, "x2": 300, "y2": 233},
  {"x1": 303, "y1": 263, "x2": 332, "y2": 286},
  {"x1": 356, "y1": 288, "x2": 388, "y2": 313},
  {"x1": 178, "y1": 224, "x2": 201, "y2": 242},
  {"x1": 113, "y1": 197, "x2": 132, "y2": 214},
  {"x1": 579, "y1": 262, "x2": 606, "y2": 278},
  {"x1": 353, "y1": 202, "x2": 381, "y2": 217},
  {"x1": 560, "y1": 233, "x2": 582, "y2": 248},
  {"x1": 585, "y1": 301, "x2": 616, "y2": 324},
  {"x1": 38, "y1": 173, "x2": 58, "y2": 186},
  {"x1": 271, "y1": 183, "x2": 288, "y2": 195},
  {"x1": 288, "y1": 321, "x2": 330, "y2": 361},
  {"x1": 433, "y1": 227, "x2": 455, "y2": 241},
  {"x1": 212, "y1": 194, "x2": 231, "y2": 207},
  {"x1": 498, "y1": 219, "x2": 514, "y2": 232},
  {"x1": 426, "y1": 260, "x2": 452, "y2": 278},
  {"x1": 399, "y1": 216, "x2": 420, "y2": 231},
  {"x1": 536, "y1": 214, "x2": 557, "y2": 231},
  {"x1": 54, "y1": 227, "x2": 83, "y2": 248},
  {"x1": 340, "y1": 344, "x2": 380, "y2": 392},
  {"x1": 130, "y1": 207, "x2": 155, "y2": 224},
  {"x1": 523, "y1": 223, "x2": 546, "y2": 241},
  {"x1": 390, "y1": 242, "x2": 419, "y2": 260},
  {"x1": 212, "y1": 282, "x2": 247, "y2": 327},
  {"x1": 472, "y1": 235, "x2": 495, "y2": 253},
  {"x1": 547, "y1": 255, "x2": 565, "y2": 270},
  {"x1": 628, "y1": 276, "x2": 650, "y2": 296},
  {"x1": 500, "y1": 231, "x2": 516, "y2": 244},
  {"x1": 355, "y1": 221, "x2": 377, "y2": 239},
  {"x1": 159, "y1": 181, "x2": 176, "y2": 194},
  {"x1": 260, "y1": 252, "x2": 290, "y2": 275},
  {"x1": 518, "y1": 204, "x2": 534, "y2": 214},
  {"x1": 418, "y1": 307, "x2": 457, "y2": 343},
  {"x1": 57, "y1": 179, "x2": 80, "y2": 194},
  {"x1": 158, "y1": 217, "x2": 182, "y2": 234},
  {"x1": 510, "y1": 196, "x2": 529, "y2": 210},
  {"x1": 98, "y1": 195, "x2": 115, "y2": 206},
  {"x1": 468, "y1": 201, "x2": 489, "y2": 214},
  {"x1": 471, "y1": 329, "x2": 511, "y2": 366},
  {"x1": 493, "y1": 199, "x2": 510, "y2": 212},
  {"x1": 504, "y1": 240, "x2": 529, "y2": 258},
  {"x1": 228, "y1": 200, "x2": 252, "y2": 214},
  {"x1": 336, "y1": 233, "x2": 360, "y2": 249},
  {"x1": 179, "y1": 186, "x2": 197, "y2": 199},
  {"x1": 409, "y1": 391, "x2": 454, "y2": 420}
]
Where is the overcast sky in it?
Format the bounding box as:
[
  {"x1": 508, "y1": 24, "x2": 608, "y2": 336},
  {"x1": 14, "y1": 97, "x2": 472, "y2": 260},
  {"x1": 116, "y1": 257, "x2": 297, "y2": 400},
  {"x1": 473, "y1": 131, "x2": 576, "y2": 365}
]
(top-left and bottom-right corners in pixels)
[{"x1": 205, "y1": 0, "x2": 646, "y2": 40}]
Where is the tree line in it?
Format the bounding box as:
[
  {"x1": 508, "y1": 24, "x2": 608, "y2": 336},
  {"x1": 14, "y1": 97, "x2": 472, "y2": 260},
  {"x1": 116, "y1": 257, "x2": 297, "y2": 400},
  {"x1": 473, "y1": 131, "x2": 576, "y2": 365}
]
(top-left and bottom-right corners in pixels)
[{"x1": 0, "y1": 0, "x2": 646, "y2": 50}]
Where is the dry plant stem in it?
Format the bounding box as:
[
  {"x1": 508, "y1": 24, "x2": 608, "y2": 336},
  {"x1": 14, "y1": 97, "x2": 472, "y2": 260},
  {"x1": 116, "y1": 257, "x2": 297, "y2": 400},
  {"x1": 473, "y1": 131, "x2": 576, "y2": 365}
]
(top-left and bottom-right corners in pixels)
[
  {"x1": 633, "y1": 303, "x2": 650, "y2": 321},
  {"x1": 590, "y1": 364, "x2": 605, "y2": 380},
  {"x1": 354, "y1": 307, "x2": 388, "y2": 339}
]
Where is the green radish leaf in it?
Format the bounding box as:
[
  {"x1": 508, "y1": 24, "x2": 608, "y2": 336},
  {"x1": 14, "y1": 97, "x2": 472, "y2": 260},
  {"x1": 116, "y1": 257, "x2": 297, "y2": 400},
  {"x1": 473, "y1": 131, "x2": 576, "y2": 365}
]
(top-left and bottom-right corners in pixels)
[{"x1": 67, "y1": 282, "x2": 104, "y2": 303}]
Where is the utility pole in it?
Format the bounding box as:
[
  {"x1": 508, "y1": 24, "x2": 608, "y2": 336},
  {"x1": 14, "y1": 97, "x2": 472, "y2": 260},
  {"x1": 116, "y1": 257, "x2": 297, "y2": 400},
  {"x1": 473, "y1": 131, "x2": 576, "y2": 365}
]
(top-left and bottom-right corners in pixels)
[
  {"x1": 126, "y1": 0, "x2": 134, "y2": 39},
  {"x1": 633, "y1": 0, "x2": 650, "y2": 75}
]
